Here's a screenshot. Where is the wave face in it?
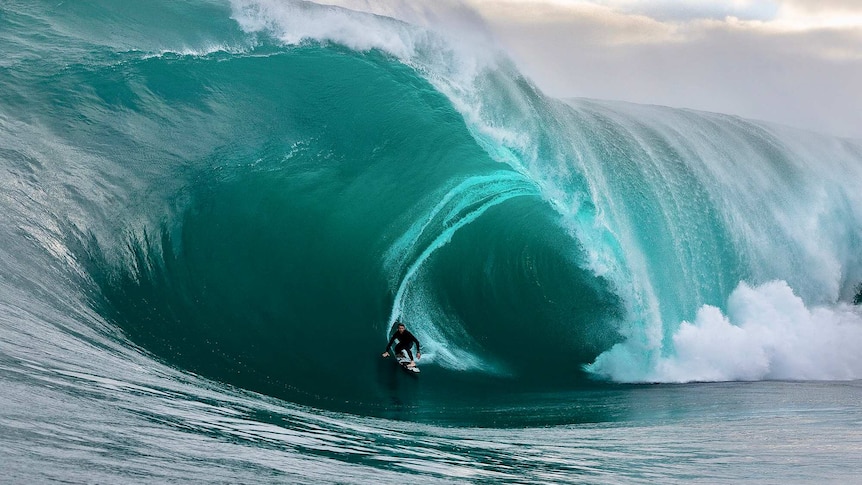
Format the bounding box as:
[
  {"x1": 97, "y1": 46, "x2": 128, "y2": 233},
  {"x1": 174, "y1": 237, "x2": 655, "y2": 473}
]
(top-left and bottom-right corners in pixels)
[{"x1": 2, "y1": 0, "x2": 862, "y2": 421}]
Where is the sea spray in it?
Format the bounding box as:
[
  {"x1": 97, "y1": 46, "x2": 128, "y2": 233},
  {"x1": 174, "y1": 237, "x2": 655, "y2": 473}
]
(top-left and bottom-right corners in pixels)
[{"x1": 590, "y1": 281, "x2": 862, "y2": 382}]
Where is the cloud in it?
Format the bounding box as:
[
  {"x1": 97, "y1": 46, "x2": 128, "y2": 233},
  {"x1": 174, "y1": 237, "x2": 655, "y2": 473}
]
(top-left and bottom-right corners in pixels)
[
  {"x1": 466, "y1": 0, "x2": 862, "y2": 139},
  {"x1": 473, "y1": 1, "x2": 678, "y2": 44},
  {"x1": 783, "y1": 0, "x2": 862, "y2": 13},
  {"x1": 596, "y1": 0, "x2": 781, "y2": 22}
]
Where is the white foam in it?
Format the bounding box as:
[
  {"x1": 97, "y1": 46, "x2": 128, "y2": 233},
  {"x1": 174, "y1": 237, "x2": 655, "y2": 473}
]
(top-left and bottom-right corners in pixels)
[
  {"x1": 589, "y1": 280, "x2": 862, "y2": 382},
  {"x1": 140, "y1": 43, "x2": 252, "y2": 59},
  {"x1": 231, "y1": 0, "x2": 413, "y2": 58}
]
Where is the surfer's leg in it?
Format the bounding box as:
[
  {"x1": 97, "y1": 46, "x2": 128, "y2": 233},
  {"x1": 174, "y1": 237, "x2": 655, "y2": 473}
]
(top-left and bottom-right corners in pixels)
[
  {"x1": 403, "y1": 348, "x2": 415, "y2": 366},
  {"x1": 394, "y1": 342, "x2": 409, "y2": 360}
]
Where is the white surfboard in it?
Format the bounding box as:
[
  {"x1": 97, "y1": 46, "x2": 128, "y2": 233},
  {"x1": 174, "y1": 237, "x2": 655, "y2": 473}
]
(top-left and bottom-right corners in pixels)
[{"x1": 396, "y1": 353, "x2": 420, "y2": 374}]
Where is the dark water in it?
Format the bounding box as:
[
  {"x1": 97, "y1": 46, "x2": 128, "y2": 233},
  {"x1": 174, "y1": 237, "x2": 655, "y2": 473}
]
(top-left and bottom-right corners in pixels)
[{"x1": 2, "y1": 0, "x2": 861, "y2": 482}]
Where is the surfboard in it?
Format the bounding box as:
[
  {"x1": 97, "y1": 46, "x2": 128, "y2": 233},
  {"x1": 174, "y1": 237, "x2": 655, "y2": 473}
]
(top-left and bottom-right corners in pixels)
[{"x1": 396, "y1": 354, "x2": 420, "y2": 374}]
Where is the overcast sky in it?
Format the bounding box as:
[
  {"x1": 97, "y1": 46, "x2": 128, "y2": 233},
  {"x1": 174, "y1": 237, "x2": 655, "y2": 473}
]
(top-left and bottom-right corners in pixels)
[{"x1": 316, "y1": 0, "x2": 862, "y2": 139}]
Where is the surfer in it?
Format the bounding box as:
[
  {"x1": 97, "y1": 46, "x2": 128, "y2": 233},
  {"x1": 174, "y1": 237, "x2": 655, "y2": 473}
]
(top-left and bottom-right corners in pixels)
[{"x1": 381, "y1": 322, "x2": 421, "y2": 367}]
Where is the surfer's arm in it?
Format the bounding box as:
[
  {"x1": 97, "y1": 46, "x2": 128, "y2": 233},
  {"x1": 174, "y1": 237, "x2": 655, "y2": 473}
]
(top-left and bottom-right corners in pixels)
[{"x1": 383, "y1": 334, "x2": 397, "y2": 353}]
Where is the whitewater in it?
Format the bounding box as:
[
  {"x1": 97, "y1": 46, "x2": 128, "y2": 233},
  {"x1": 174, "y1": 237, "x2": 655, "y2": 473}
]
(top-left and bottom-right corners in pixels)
[{"x1": 2, "y1": 0, "x2": 861, "y2": 482}]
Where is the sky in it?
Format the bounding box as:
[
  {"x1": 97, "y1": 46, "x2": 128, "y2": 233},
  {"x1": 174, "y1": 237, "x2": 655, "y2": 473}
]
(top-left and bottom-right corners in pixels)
[{"x1": 317, "y1": 0, "x2": 862, "y2": 139}]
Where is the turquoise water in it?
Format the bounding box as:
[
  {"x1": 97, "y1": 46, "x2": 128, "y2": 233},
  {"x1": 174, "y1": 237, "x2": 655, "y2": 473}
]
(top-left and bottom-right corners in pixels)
[{"x1": 2, "y1": 0, "x2": 862, "y2": 482}]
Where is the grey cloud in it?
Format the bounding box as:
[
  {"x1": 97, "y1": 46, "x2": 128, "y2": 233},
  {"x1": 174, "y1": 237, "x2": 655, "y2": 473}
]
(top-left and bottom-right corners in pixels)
[
  {"x1": 602, "y1": 0, "x2": 780, "y2": 22},
  {"x1": 783, "y1": 0, "x2": 862, "y2": 13},
  {"x1": 473, "y1": 2, "x2": 862, "y2": 139}
]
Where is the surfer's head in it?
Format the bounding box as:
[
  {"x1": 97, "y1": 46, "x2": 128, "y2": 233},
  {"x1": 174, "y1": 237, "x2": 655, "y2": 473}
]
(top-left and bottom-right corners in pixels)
[{"x1": 397, "y1": 323, "x2": 405, "y2": 333}]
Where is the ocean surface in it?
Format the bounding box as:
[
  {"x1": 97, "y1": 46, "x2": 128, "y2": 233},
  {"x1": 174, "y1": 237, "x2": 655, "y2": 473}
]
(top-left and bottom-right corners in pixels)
[{"x1": 2, "y1": 0, "x2": 861, "y2": 483}]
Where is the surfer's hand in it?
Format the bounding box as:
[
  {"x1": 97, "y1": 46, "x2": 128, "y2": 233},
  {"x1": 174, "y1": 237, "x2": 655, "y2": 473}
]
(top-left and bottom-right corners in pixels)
[
  {"x1": 382, "y1": 352, "x2": 389, "y2": 358},
  {"x1": 416, "y1": 352, "x2": 421, "y2": 360}
]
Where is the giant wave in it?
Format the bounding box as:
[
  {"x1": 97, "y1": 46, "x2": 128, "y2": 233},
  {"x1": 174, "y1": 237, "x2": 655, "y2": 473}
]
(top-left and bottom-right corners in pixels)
[{"x1": 2, "y1": 0, "x2": 862, "y2": 418}]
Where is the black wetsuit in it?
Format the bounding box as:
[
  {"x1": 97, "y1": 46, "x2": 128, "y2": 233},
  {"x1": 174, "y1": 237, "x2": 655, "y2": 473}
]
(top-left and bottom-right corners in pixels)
[{"x1": 385, "y1": 329, "x2": 420, "y2": 361}]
